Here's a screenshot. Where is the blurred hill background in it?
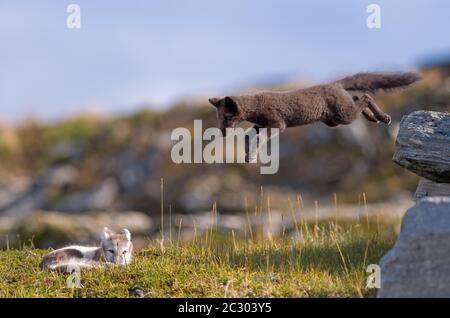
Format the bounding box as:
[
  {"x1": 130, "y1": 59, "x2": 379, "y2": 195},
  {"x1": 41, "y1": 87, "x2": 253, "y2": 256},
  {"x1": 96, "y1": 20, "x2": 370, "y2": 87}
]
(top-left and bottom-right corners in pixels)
[
  {"x1": 0, "y1": 61, "x2": 449, "y2": 248},
  {"x1": 1, "y1": 1, "x2": 450, "y2": 248}
]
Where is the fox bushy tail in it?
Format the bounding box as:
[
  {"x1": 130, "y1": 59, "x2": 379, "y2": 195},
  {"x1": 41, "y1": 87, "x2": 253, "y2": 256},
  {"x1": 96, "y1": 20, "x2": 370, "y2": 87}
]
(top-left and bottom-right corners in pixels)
[{"x1": 337, "y1": 72, "x2": 421, "y2": 92}]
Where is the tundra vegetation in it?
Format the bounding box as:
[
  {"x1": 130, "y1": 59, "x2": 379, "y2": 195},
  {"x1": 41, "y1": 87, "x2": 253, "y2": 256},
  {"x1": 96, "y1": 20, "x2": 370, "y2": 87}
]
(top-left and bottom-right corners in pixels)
[
  {"x1": 1, "y1": 63, "x2": 449, "y2": 297},
  {"x1": 0, "y1": 216, "x2": 398, "y2": 298}
]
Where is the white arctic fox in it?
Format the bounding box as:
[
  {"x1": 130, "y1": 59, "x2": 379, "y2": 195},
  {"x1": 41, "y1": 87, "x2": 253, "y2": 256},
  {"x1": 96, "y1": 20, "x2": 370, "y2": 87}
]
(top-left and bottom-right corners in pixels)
[{"x1": 40, "y1": 227, "x2": 133, "y2": 272}]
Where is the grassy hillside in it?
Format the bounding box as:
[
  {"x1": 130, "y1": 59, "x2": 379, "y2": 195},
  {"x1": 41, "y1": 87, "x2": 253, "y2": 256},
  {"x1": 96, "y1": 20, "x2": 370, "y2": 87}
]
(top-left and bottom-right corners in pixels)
[{"x1": 0, "y1": 219, "x2": 397, "y2": 298}]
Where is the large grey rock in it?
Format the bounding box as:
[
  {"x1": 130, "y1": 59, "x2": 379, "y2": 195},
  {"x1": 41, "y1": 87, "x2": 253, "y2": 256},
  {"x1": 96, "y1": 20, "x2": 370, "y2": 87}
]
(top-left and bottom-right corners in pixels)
[
  {"x1": 393, "y1": 111, "x2": 450, "y2": 183},
  {"x1": 49, "y1": 178, "x2": 118, "y2": 212},
  {"x1": 0, "y1": 166, "x2": 79, "y2": 217},
  {"x1": 414, "y1": 179, "x2": 450, "y2": 201},
  {"x1": 0, "y1": 178, "x2": 46, "y2": 217},
  {"x1": 378, "y1": 197, "x2": 450, "y2": 297}
]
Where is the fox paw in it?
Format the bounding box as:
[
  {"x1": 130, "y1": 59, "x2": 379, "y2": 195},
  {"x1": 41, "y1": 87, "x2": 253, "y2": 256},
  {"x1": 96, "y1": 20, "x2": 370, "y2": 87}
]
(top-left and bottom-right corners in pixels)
[
  {"x1": 383, "y1": 114, "x2": 392, "y2": 125},
  {"x1": 245, "y1": 152, "x2": 257, "y2": 163}
]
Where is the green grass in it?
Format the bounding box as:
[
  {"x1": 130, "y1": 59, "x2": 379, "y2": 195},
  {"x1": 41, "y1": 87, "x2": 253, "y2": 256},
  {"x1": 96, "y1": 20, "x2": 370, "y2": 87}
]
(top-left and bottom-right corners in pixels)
[{"x1": 0, "y1": 220, "x2": 397, "y2": 298}]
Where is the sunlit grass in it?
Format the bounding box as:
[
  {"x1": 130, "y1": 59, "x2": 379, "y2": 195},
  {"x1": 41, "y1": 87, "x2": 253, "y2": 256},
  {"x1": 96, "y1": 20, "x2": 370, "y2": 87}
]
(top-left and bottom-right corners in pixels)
[{"x1": 0, "y1": 218, "x2": 397, "y2": 298}]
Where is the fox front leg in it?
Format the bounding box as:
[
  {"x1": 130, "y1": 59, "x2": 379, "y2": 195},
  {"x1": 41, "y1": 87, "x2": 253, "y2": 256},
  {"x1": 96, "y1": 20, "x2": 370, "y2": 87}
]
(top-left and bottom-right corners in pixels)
[
  {"x1": 245, "y1": 125, "x2": 262, "y2": 163},
  {"x1": 245, "y1": 121, "x2": 285, "y2": 163}
]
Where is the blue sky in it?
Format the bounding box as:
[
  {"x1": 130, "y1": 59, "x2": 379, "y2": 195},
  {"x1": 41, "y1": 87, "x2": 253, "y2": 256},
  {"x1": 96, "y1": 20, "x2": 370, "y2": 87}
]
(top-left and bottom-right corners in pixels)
[{"x1": 1, "y1": 0, "x2": 450, "y2": 122}]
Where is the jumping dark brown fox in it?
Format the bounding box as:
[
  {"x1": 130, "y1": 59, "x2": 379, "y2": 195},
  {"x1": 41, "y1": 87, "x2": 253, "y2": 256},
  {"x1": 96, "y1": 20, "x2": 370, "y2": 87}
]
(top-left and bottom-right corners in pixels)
[{"x1": 208, "y1": 72, "x2": 420, "y2": 162}]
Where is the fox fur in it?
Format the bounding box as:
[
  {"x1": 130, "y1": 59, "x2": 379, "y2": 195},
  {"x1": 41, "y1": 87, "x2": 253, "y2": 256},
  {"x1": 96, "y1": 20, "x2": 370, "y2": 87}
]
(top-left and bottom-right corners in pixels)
[
  {"x1": 39, "y1": 227, "x2": 133, "y2": 273},
  {"x1": 208, "y1": 72, "x2": 420, "y2": 161}
]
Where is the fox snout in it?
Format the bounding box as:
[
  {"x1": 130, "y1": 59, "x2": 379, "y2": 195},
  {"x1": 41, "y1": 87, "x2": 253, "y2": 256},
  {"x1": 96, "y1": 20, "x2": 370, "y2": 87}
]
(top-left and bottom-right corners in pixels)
[
  {"x1": 217, "y1": 116, "x2": 231, "y2": 136},
  {"x1": 219, "y1": 120, "x2": 239, "y2": 137},
  {"x1": 220, "y1": 125, "x2": 227, "y2": 137}
]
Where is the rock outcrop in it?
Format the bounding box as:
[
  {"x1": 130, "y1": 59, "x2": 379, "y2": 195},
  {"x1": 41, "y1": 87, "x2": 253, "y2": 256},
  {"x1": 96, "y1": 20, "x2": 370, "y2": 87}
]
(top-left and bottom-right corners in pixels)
[
  {"x1": 393, "y1": 111, "x2": 450, "y2": 183},
  {"x1": 378, "y1": 197, "x2": 450, "y2": 297},
  {"x1": 379, "y1": 110, "x2": 450, "y2": 297},
  {"x1": 414, "y1": 179, "x2": 450, "y2": 201}
]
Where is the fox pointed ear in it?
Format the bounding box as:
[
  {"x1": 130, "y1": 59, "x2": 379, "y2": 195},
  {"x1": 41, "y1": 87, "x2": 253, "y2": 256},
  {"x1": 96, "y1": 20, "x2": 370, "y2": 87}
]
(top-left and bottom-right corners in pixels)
[
  {"x1": 102, "y1": 227, "x2": 112, "y2": 240},
  {"x1": 121, "y1": 228, "x2": 131, "y2": 241},
  {"x1": 208, "y1": 97, "x2": 221, "y2": 107}
]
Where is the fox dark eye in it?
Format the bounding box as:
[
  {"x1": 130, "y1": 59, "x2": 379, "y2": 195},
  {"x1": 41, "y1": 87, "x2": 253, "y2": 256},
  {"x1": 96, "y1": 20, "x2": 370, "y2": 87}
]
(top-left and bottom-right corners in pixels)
[{"x1": 108, "y1": 249, "x2": 115, "y2": 254}]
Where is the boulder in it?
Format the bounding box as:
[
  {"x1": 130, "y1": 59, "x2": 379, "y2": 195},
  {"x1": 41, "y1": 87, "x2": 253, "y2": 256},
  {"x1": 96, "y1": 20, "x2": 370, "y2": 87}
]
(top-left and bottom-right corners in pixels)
[
  {"x1": 414, "y1": 179, "x2": 450, "y2": 201},
  {"x1": 393, "y1": 111, "x2": 450, "y2": 183},
  {"x1": 49, "y1": 178, "x2": 118, "y2": 212},
  {"x1": 378, "y1": 197, "x2": 450, "y2": 297}
]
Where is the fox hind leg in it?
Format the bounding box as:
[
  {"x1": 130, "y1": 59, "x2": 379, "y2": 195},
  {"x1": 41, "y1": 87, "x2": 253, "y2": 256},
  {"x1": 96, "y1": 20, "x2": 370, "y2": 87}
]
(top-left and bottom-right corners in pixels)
[
  {"x1": 361, "y1": 108, "x2": 379, "y2": 123},
  {"x1": 326, "y1": 92, "x2": 368, "y2": 126},
  {"x1": 360, "y1": 94, "x2": 391, "y2": 124}
]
